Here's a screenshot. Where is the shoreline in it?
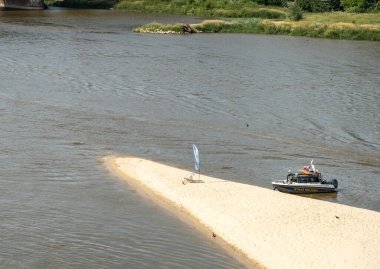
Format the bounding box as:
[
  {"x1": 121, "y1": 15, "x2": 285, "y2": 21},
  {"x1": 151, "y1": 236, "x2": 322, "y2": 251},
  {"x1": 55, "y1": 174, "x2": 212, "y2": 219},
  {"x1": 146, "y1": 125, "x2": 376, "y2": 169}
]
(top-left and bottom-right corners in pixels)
[
  {"x1": 106, "y1": 156, "x2": 380, "y2": 269},
  {"x1": 43, "y1": 1, "x2": 380, "y2": 41},
  {"x1": 105, "y1": 156, "x2": 258, "y2": 268},
  {"x1": 133, "y1": 19, "x2": 380, "y2": 41}
]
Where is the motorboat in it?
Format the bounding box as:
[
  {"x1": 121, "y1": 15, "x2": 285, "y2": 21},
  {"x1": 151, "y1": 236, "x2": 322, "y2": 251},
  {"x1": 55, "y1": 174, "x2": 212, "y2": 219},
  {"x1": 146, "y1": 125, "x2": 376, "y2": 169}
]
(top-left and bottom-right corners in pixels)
[{"x1": 272, "y1": 161, "x2": 338, "y2": 194}]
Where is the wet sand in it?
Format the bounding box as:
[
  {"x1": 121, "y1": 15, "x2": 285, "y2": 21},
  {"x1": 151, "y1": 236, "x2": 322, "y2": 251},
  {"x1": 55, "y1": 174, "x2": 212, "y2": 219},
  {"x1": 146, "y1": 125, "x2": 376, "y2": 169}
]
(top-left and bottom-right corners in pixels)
[{"x1": 106, "y1": 156, "x2": 380, "y2": 269}]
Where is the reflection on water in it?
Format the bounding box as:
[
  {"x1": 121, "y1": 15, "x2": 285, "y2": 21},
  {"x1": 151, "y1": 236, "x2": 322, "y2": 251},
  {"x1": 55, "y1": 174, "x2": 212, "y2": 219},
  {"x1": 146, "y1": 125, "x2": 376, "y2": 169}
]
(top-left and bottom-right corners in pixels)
[
  {"x1": 296, "y1": 192, "x2": 338, "y2": 200},
  {"x1": 0, "y1": 7, "x2": 379, "y2": 269}
]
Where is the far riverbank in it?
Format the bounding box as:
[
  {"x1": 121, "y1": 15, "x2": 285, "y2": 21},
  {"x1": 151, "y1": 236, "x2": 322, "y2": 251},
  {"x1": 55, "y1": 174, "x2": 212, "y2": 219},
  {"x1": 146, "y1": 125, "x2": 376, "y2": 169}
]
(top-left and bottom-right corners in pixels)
[
  {"x1": 45, "y1": 0, "x2": 380, "y2": 41},
  {"x1": 134, "y1": 17, "x2": 380, "y2": 41}
]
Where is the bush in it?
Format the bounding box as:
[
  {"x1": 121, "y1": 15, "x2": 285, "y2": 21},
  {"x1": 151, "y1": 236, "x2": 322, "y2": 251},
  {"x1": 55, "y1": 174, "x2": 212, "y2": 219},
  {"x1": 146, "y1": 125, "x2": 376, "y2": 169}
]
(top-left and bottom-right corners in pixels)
[
  {"x1": 341, "y1": 0, "x2": 363, "y2": 8},
  {"x1": 372, "y1": 1, "x2": 380, "y2": 10},
  {"x1": 297, "y1": 0, "x2": 341, "y2": 12},
  {"x1": 257, "y1": 0, "x2": 288, "y2": 6},
  {"x1": 116, "y1": 0, "x2": 287, "y2": 18},
  {"x1": 340, "y1": 0, "x2": 379, "y2": 11},
  {"x1": 247, "y1": 8, "x2": 286, "y2": 19},
  {"x1": 210, "y1": 7, "x2": 286, "y2": 18},
  {"x1": 288, "y1": 3, "x2": 303, "y2": 21}
]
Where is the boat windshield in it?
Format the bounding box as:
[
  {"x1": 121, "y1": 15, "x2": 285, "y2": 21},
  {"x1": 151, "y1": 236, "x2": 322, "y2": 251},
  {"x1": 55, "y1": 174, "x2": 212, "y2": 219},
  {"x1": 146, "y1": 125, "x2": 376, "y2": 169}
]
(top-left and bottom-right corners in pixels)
[
  {"x1": 296, "y1": 174, "x2": 319, "y2": 183},
  {"x1": 287, "y1": 173, "x2": 297, "y2": 181}
]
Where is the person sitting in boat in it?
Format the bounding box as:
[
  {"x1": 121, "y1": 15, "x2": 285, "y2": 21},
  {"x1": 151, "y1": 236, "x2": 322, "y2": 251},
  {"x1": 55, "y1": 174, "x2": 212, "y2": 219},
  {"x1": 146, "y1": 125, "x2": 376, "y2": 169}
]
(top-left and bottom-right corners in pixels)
[
  {"x1": 299, "y1": 160, "x2": 319, "y2": 176},
  {"x1": 299, "y1": 165, "x2": 311, "y2": 175}
]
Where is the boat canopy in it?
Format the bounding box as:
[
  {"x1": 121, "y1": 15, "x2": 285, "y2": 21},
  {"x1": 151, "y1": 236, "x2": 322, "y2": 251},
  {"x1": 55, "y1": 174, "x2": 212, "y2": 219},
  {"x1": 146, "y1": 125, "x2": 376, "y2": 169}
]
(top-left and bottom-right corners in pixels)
[{"x1": 287, "y1": 173, "x2": 320, "y2": 183}]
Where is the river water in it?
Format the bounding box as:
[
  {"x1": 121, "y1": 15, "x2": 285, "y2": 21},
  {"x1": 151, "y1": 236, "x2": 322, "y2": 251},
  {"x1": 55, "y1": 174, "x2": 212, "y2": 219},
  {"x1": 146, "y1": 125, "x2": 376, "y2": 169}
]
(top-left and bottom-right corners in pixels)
[{"x1": 0, "y1": 8, "x2": 379, "y2": 268}]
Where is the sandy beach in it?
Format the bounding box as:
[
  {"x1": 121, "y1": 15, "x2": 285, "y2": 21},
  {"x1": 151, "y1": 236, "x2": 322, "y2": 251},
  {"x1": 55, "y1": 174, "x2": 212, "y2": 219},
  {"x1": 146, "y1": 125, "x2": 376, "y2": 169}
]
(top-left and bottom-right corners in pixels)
[{"x1": 106, "y1": 156, "x2": 380, "y2": 269}]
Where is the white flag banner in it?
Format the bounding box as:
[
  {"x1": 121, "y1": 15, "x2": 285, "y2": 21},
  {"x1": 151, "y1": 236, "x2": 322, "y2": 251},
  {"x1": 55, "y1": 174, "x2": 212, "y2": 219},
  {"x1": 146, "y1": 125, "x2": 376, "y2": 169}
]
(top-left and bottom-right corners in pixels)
[{"x1": 192, "y1": 144, "x2": 200, "y2": 172}]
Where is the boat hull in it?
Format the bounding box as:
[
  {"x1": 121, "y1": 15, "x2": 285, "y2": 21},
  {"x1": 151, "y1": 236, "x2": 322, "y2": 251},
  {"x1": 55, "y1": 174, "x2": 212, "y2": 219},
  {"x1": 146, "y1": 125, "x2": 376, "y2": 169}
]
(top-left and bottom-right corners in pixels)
[{"x1": 272, "y1": 182, "x2": 337, "y2": 194}]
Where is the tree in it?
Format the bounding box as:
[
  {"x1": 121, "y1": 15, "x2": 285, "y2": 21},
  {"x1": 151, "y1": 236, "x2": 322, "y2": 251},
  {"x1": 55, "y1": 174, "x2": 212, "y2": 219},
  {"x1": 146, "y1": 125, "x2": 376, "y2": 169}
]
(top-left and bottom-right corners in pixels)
[{"x1": 257, "y1": 0, "x2": 288, "y2": 7}]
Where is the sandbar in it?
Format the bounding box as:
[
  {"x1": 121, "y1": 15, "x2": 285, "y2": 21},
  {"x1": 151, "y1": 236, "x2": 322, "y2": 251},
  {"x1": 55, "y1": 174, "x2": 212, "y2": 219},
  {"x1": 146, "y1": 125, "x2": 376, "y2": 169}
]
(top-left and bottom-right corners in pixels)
[{"x1": 106, "y1": 156, "x2": 380, "y2": 269}]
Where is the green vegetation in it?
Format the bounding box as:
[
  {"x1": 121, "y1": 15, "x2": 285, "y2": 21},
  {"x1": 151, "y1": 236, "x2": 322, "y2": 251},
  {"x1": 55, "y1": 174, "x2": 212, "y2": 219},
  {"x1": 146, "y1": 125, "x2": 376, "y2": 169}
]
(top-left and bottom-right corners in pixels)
[
  {"x1": 340, "y1": 0, "x2": 380, "y2": 12},
  {"x1": 128, "y1": 0, "x2": 379, "y2": 40},
  {"x1": 46, "y1": 0, "x2": 380, "y2": 12},
  {"x1": 288, "y1": 2, "x2": 304, "y2": 21},
  {"x1": 135, "y1": 19, "x2": 380, "y2": 41},
  {"x1": 297, "y1": 0, "x2": 341, "y2": 12},
  {"x1": 45, "y1": 0, "x2": 380, "y2": 41},
  {"x1": 115, "y1": 0, "x2": 287, "y2": 19},
  {"x1": 304, "y1": 11, "x2": 380, "y2": 24},
  {"x1": 115, "y1": 0, "x2": 380, "y2": 13}
]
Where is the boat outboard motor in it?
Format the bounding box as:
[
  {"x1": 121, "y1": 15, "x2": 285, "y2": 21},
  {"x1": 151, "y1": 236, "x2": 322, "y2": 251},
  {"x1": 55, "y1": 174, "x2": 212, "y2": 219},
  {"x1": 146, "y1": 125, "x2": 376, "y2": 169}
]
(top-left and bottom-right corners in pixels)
[{"x1": 323, "y1": 179, "x2": 338, "y2": 189}]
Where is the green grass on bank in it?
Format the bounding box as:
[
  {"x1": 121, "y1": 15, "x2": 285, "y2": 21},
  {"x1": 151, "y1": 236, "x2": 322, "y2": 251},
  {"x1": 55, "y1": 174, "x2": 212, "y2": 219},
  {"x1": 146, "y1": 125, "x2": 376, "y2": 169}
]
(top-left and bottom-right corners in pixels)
[
  {"x1": 44, "y1": 0, "x2": 380, "y2": 41},
  {"x1": 134, "y1": 18, "x2": 380, "y2": 41},
  {"x1": 304, "y1": 11, "x2": 380, "y2": 25},
  {"x1": 115, "y1": 0, "x2": 287, "y2": 19},
  {"x1": 46, "y1": 0, "x2": 287, "y2": 19},
  {"x1": 128, "y1": 0, "x2": 380, "y2": 41}
]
